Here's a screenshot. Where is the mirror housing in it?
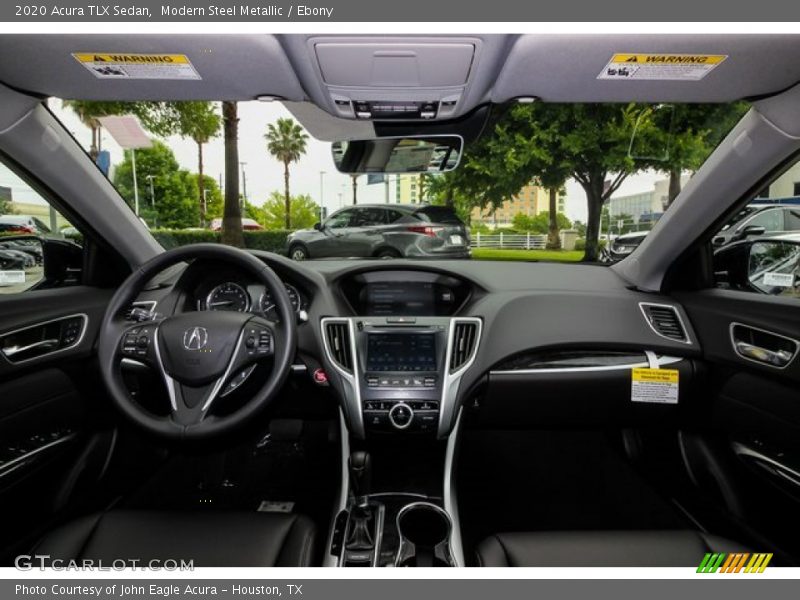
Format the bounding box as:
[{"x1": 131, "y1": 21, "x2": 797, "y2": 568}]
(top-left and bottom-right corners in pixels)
[
  {"x1": 313, "y1": 222, "x2": 323, "y2": 231},
  {"x1": 739, "y1": 224, "x2": 767, "y2": 238},
  {"x1": 331, "y1": 135, "x2": 463, "y2": 174},
  {"x1": 715, "y1": 238, "x2": 800, "y2": 296}
]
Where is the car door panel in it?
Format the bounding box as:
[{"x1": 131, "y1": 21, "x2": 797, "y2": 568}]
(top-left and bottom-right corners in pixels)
[
  {"x1": 675, "y1": 288, "x2": 800, "y2": 557},
  {"x1": 0, "y1": 286, "x2": 115, "y2": 560}
]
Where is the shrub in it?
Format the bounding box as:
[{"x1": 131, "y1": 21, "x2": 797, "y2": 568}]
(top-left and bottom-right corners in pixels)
[
  {"x1": 573, "y1": 238, "x2": 607, "y2": 252},
  {"x1": 152, "y1": 229, "x2": 292, "y2": 254}
]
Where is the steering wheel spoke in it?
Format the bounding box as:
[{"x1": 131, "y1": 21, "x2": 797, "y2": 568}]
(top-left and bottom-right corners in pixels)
[{"x1": 118, "y1": 321, "x2": 162, "y2": 368}]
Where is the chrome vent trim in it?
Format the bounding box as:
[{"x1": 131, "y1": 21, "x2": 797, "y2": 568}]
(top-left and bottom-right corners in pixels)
[
  {"x1": 325, "y1": 321, "x2": 353, "y2": 372},
  {"x1": 639, "y1": 302, "x2": 691, "y2": 344},
  {"x1": 450, "y1": 321, "x2": 479, "y2": 372}
]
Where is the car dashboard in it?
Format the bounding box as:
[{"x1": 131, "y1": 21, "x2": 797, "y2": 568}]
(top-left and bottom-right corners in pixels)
[{"x1": 127, "y1": 253, "x2": 703, "y2": 440}]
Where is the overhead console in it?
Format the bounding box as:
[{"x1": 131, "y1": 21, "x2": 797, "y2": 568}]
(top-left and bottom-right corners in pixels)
[{"x1": 306, "y1": 37, "x2": 484, "y2": 121}]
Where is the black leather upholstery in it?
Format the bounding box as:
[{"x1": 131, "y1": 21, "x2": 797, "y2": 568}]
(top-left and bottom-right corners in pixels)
[
  {"x1": 34, "y1": 511, "x2": 316, "y2": 567},
  {"x1": 476, "y1": 530, "x2": 745, "y2": 567}
]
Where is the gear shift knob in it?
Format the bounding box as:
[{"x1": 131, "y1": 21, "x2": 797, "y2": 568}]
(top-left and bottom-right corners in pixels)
[{"x1": 349, "y1": 451, "x2": 372, "y2": 502}]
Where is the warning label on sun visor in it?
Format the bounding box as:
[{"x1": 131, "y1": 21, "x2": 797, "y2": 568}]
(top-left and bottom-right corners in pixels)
[
  {"x1": 631, "y1": 368, "x2": 679, "y2": 404},
  {"x1": 73, "y1": 53, "x2": 201, "y2": 80},
  {"x1": 598, "y1": 53, "x2": 727, "y2": 81}
]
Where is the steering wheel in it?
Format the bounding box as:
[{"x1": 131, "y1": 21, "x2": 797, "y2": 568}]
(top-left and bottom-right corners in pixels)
[{"x1": 97, "y1": 244, "x2": 297, "y2": 440}]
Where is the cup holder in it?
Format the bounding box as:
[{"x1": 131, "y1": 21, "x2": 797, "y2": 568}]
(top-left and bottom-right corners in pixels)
[{"x1": 395, "y1": 502, "x2": 455, "y2": 567}]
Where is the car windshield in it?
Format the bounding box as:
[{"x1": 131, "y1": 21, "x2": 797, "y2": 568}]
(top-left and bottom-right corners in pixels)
[{"x1": 49, "y1": 99, "x2": 749, "y2": 263}]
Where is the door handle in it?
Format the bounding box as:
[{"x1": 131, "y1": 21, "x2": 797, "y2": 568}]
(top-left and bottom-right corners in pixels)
[
  {"x1": 2, "y1": 338, "x2": 60, "y2": 358},
  {"x1": 734, "y1": 341, "x2": 794, "y2": 368}
]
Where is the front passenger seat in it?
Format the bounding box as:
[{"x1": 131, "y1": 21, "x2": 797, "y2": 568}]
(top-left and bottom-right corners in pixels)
[
  {"x1": 477, "y1": 530, "x2": 745, "y2": 567},
  {"x1": 34, "y1": 510, "x2": 316, "y2": 567}
]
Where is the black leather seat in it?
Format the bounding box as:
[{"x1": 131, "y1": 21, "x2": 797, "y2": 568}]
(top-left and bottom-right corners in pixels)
[
  {"x1": 476, "y1": 530, "x2": 744, "y2": 567},
  {"x1": 34, "y1": 510, "x2": 316, "y2": 567}
]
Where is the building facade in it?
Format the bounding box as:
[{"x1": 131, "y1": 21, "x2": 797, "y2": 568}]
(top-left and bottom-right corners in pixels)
[{"x1": 470, "y1": 183, "x2": 566, "y2": 227}]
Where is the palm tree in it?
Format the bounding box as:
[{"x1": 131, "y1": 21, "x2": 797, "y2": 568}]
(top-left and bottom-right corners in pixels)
[
  {"x1": 221, "y1": 101, "x2": 244, "y2": 247},
  {"x1": 265, "y1": 118, "x2": 309, "y2": 229},
  {"x1": 175, "y1": 102, "x2": 221, "y2": 226}
]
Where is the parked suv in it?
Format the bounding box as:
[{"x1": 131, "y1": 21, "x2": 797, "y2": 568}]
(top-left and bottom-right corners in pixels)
[
  {"x1": 285, "y1": 204, "x2": 470, "y2": 260},
  {"x1": 712, "y1": 203, "x2": 800, "y2": 247}
]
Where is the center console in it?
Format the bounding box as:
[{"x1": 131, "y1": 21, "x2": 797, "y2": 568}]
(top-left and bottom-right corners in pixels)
[
  {"x1": 320, "y1": 272, "x2": 482, "y2": 567},
  {"x1": 322, "y1": 315, "x2": 481, "y2": 439}
]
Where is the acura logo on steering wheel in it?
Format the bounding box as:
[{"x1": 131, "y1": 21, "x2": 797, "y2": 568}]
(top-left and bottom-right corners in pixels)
[{"x1": 183, "y1": 326, "x2": 209, "y2": 351}]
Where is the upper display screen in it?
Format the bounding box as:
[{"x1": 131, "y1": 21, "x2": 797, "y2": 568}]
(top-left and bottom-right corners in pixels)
[{"x1": 365, "y1": 282, "x2": 437, "y2": 316}]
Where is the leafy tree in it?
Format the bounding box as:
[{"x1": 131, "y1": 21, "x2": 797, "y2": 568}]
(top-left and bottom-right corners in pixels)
[
  {"x1": 513, "y1": 211, "x2": 571, "y2": 234},
  {"x1": 259, "y1": 191, "x2": 320, "y2": 230},
  {"x1": 136, "y1": 102, "x2": 222, "y2": 225},
  {"x1": 446, "y1": 103, "x2": 655, "y2": 261},
  {"x1": 265, "y1": 118, "x2": 309, "y2": 228},
  {"x1": 222, "y1": 101, "x2": 244, "y2": 247},
  {"x1": 0, "y1": 194, "x2": 13, "y2": 216},
  {"x1": 192, "y1": 174, "x2": 223, "y2": 221},
  {"x1": 112, "y1": 140, "x2": 198, "y2": 228},
  {"x1": 646, "y1": 103, "x2": 750, "y2": 205}
]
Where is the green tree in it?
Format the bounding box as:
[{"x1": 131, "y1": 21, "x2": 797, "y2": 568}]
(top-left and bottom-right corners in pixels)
[
  {"x1": 260, "y1": 191, "x2": 319, "y2": 230},
  {"x1": 137, "y1": 102, "x2": 222, "y2": 225},
  {"x1": 113, "y1": 140, "x2": 199, "y2": 228},
  {"x1": 192, "y1": 174, "x2": 223, "y2": 221},
  {"x1": 513, "y1": 211, "x2": 571, "y2": 234},
  {"x1": 0, "y1": 194, "x2": 13, "y2": 216},
  {"x1": 647, "y1": 103, "x2": 750, "y2": 205},
  {"x1": 265, "y1": 118, "x2": 309, "y2": 228},
  {"x1": 446, "y1": 103, "x2": 655, "y2": 261}
]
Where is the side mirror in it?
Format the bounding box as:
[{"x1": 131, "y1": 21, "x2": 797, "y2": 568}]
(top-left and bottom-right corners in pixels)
[
  {"x1": 0, "y1": 236, "x2": 44, "y2": 291},
  {"x1": 747, "y1": 239, "x2": 800, "y2": 296},
  {"x1": 313, "y1": 222, "x2": 323, "y2": 231},
  {"x1": 739, "y1": 225, "x2": 767, "y2": 238}
]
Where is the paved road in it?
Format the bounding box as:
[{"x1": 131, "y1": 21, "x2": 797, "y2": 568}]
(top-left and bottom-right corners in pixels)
[{"x1": 0, "y1": 266, "x2": 43, "y2": 294}]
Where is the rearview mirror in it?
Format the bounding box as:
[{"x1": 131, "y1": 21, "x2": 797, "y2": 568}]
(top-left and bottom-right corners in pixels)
[
  {"x1": 313, "y1": 222, "x2": 323, "y2": 231},
  {"x1": 331, "y1": 135, "x2": 463, "y2": 174},
  {"x1": 748, "y1": 240, "x2": 800, "y2": 297}
]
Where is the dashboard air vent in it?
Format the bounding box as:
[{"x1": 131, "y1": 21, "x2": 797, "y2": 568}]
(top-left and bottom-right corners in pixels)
[
  {"x1": 450, "y1": 321, "x2": 479, "y2": 372},
  {"x1": 640, "y1": 303, "x2": 688, "y2": 343},
  {"x1": 325, "y1": 321, "x2": 353, "y2": 371}
]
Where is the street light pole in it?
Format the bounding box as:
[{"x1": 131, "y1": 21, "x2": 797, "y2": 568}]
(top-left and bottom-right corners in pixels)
[
  {"x1": 239, "y1": 162, "x2": 248, "y2": 209},
  {"x1": 319, "y1": 170, "x2": 326, "y2": 223},
  {"x1": 131, "y1": 149, "x2": 139, "y2": 216},
  {"x1": 146, "y1": 175, "x2": 155, "y2": 208}
]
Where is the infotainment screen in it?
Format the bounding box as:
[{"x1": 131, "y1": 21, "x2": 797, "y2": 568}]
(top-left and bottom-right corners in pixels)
[
  {"x1": 365, "y1": 282, "x2": 436, "y2": 316},
  {"x1": 366, "y1": 333, "x2": 437, "y2": 372}
]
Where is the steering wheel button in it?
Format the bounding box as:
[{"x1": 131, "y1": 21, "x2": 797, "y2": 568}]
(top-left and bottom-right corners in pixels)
[{"x1": 246, "y1": 336, "x2": 256, "y2": 348}]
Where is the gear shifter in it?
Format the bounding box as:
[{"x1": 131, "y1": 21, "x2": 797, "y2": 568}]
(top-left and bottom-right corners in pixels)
[
  {"x1": 349, "y1": 451, "x2": 372, "y2": 506},
  {"x1": 345, "y1": 451, "x2": 376, "y2": 560}
]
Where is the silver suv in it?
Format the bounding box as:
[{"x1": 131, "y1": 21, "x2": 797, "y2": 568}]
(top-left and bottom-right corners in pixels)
[{"x1": 285, "y1": 204, "x2": 470, "y2": 260}]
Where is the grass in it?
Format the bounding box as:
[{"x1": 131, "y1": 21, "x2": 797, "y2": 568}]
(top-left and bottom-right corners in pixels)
[{"x1": 471, "y1": 248, "x2": 585, "y2": 262}]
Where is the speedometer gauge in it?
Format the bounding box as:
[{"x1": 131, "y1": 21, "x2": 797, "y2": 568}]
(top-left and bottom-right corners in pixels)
[
  {"x1": 206, "y1": 282, "x2": 250, "y2": 312},
  {"x1": 260, "y1": 283, "x2": 301, "y2": 314}
]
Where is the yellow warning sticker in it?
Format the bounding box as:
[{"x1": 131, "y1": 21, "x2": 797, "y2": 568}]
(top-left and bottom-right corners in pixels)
[
  {"x1": 72, "y1": 53, "x2": 201, "y2": 80},
  {"x1": 631, "y1": 368, "x2": 679, "y2": 404},
  {"x1": 598, "y1": 53, "x2": 727, "y2": 81}
]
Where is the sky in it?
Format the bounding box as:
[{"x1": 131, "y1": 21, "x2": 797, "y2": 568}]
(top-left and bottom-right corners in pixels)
[{"x1": 3, "y1": 100, "x2": 667, "y2": 225}]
